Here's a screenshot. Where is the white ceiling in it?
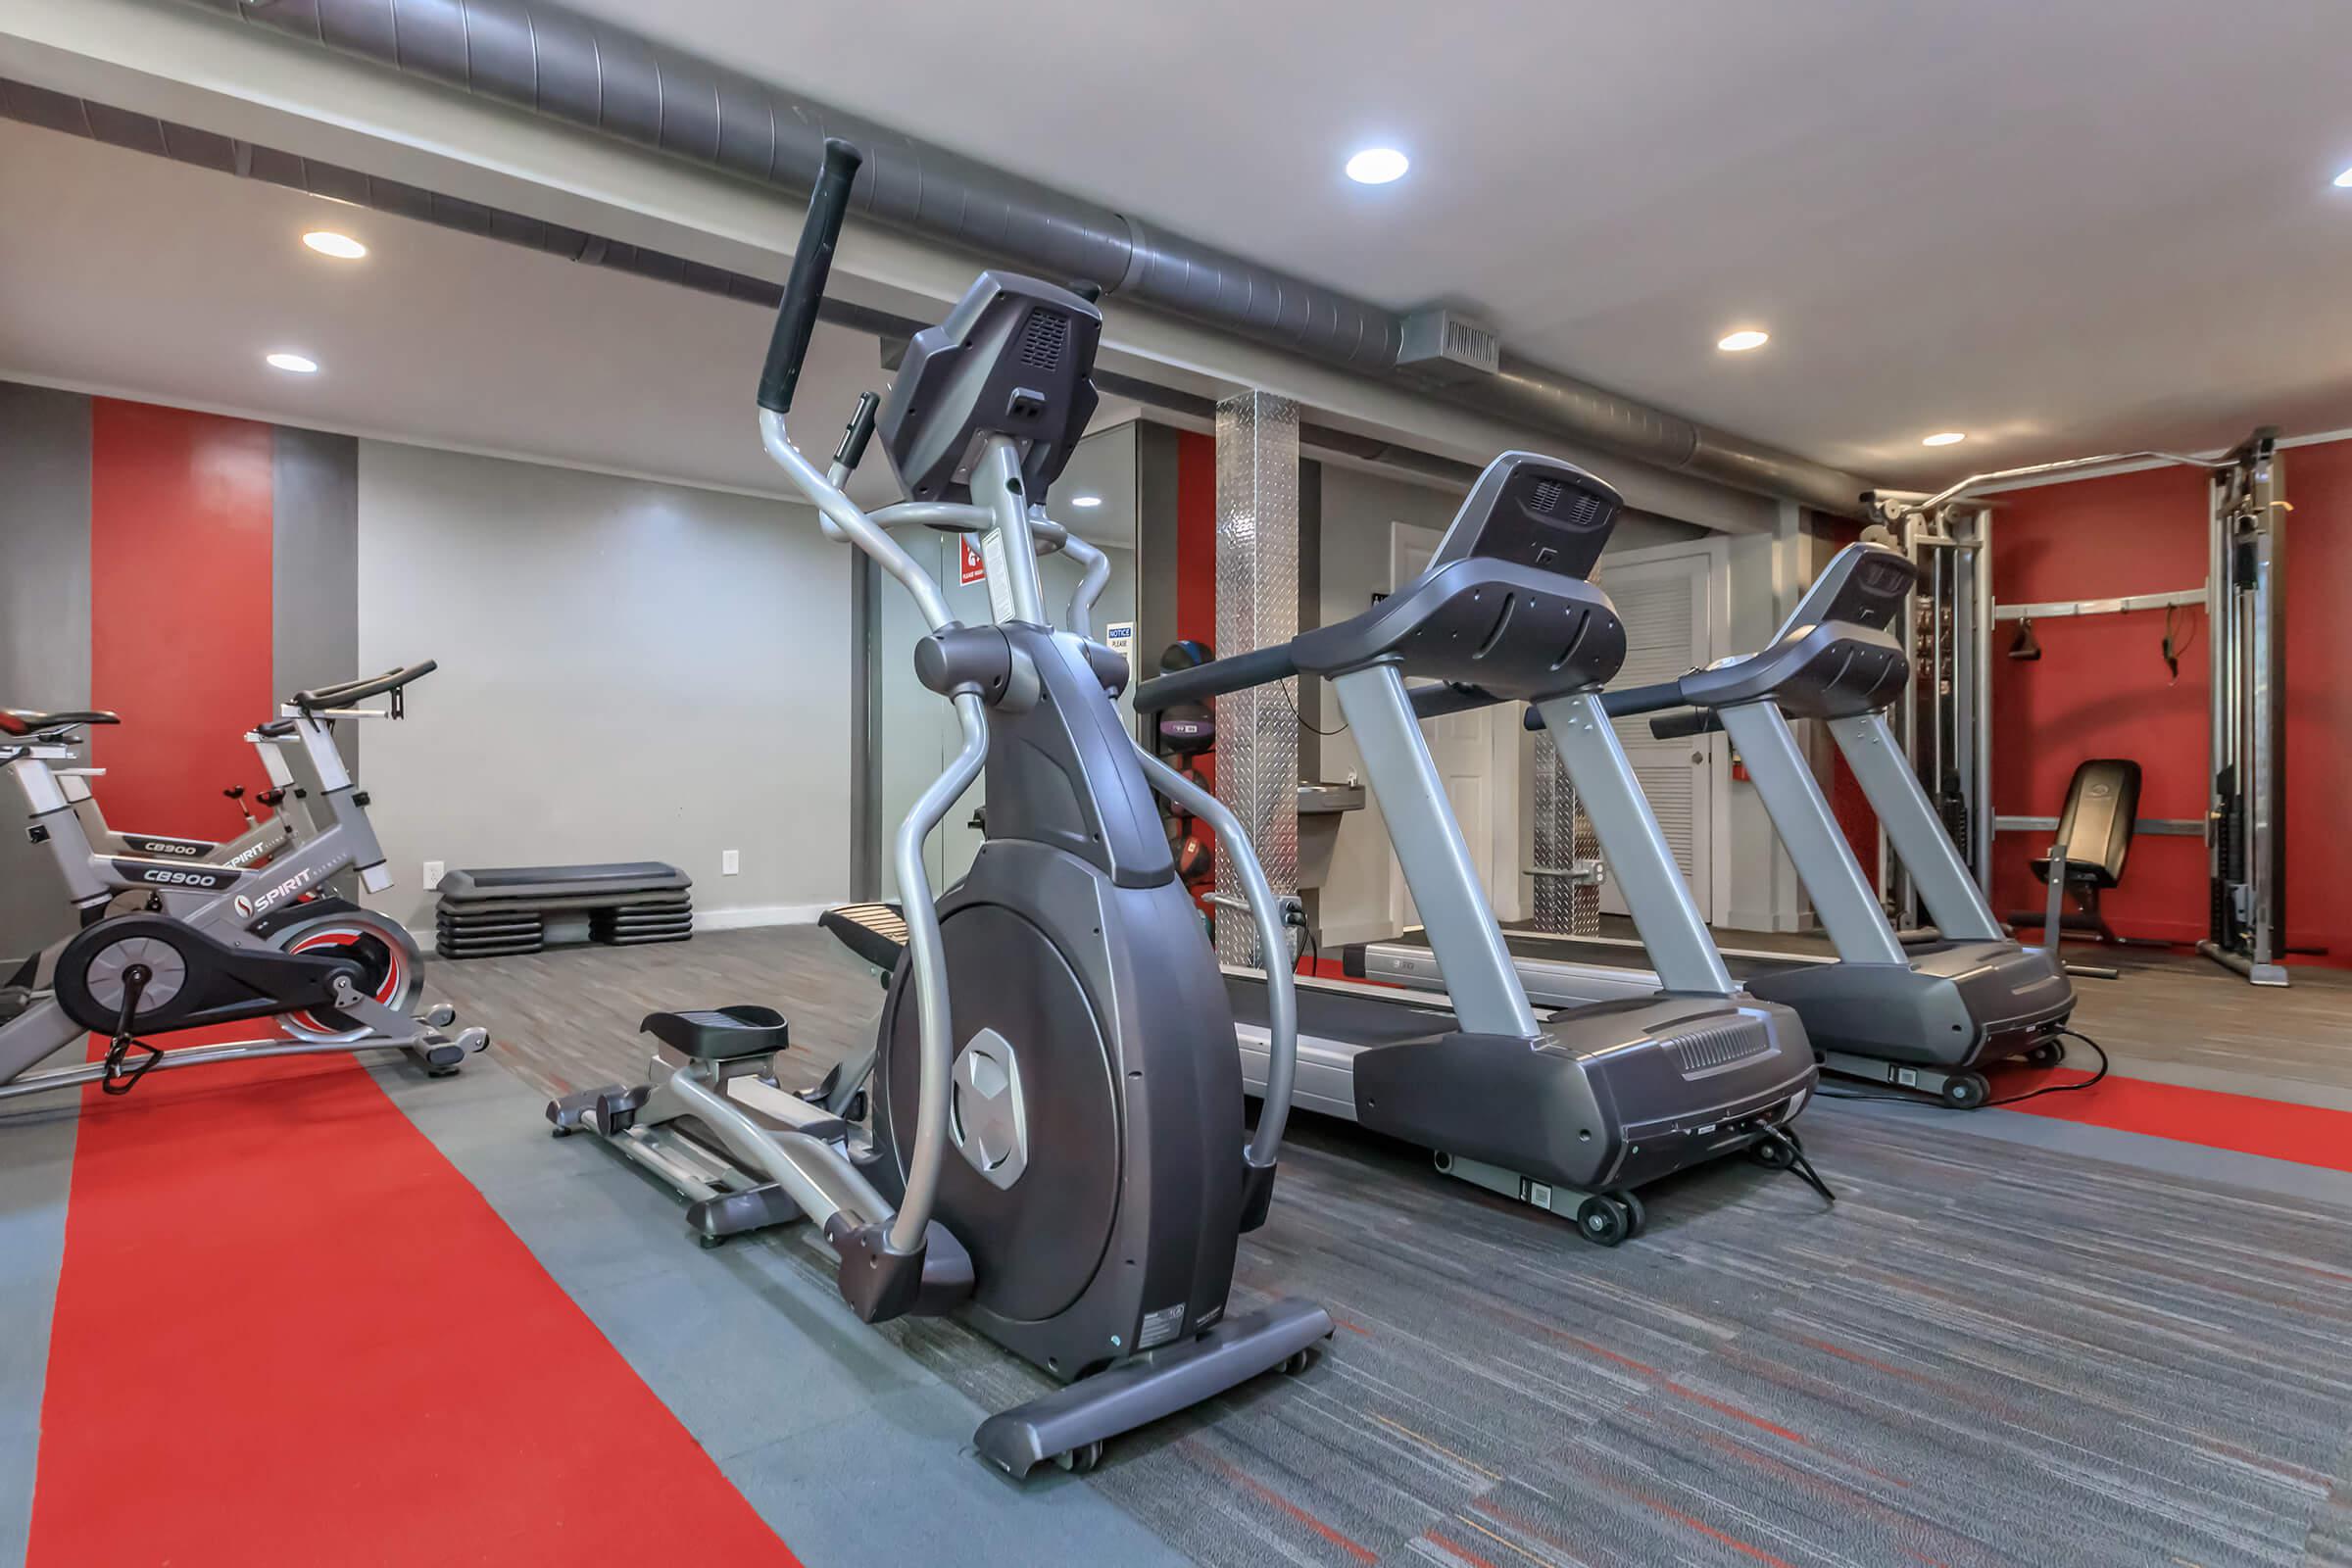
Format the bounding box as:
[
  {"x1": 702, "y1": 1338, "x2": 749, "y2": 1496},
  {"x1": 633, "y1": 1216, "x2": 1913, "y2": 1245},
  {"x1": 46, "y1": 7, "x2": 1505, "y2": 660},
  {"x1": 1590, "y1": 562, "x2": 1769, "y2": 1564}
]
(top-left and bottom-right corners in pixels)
[
  {"x1": 567, "y1": 0, "x2": 2352, "y2": 485},
  {"x1": 0, "y1": 118, "x2": 1140, "y2": 513}
]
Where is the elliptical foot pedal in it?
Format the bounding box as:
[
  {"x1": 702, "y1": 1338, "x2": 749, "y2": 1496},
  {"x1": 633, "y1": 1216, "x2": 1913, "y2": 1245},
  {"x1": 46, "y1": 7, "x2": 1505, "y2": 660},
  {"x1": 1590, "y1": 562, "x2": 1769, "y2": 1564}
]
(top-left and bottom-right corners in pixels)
[
  {"x1": 640, "y1": 1005, "x2": 788, "y2": 1062},
  {"x1": 972, "y1": 1298, "x2": 1335, "y2": 1479},
  {"x1": 686, "y1": 1183, "x2": 806, "y2": 1244}
]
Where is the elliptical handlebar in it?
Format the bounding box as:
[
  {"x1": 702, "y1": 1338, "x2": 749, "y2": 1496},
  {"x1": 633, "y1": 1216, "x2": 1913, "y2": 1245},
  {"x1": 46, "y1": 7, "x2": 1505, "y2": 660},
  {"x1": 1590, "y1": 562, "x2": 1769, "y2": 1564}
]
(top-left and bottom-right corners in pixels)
[{"x1": 757, "y1": 138, "x2": 862, "y2": 416}]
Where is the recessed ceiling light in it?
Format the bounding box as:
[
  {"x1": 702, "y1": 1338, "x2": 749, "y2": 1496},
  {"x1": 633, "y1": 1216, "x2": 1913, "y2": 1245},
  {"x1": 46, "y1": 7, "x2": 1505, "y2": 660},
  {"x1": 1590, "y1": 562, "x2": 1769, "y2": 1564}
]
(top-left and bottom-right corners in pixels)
[
  {"x1": 1716, "y1": 329, "x2": 1769, "y2": 353},
  {"x1": 266, "y1": 352, "x2": 319, "y2": 374},
  {"x1": 1071, "y1": 494, "x2": 1103, "y2": 509},
  {"x1": 1345, "y1": 147, "x2": 1409, "y2": 185},
  {"x1": 1922, "y1": 431, "x2": 1967, "y2": 447},
  {"x1": 302, "y1": 230, "x2": 368, "y2": 260},
  {"x1": 2334, "y1": 165, "x2": 2352, "y2": 188}
]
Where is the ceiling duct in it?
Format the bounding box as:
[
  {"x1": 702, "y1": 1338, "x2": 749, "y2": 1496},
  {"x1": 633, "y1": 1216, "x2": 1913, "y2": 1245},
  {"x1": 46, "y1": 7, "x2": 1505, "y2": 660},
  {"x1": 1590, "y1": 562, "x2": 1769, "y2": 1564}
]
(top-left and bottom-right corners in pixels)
[
  {"x1": 0, "y1": 76, "x2": 1483, "y2": 489},
  {"x1": 174, "y1": 0, "x2": 1870, "y2": 515}
]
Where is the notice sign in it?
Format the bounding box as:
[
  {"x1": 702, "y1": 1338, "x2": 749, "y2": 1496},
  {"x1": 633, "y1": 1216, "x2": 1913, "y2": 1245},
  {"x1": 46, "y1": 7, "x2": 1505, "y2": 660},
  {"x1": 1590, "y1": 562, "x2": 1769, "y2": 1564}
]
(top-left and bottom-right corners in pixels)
[
  {"x1": 1105, "y1": 621, "x2": 1136, "y2": 662},
  {"x1": 980, "y1": 529, "x2": 1017, "y2": 624},
  {"x1": 958, "y1": 534, "x2": 987, "y2": 585}
]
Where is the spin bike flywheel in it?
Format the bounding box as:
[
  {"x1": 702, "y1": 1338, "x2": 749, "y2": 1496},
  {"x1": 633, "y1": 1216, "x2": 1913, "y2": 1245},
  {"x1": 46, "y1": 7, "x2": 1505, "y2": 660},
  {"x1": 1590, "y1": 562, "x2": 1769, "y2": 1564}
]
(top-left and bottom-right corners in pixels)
[{"x1": 273, "y1": 907, "x2": 424, "y2": 1041}]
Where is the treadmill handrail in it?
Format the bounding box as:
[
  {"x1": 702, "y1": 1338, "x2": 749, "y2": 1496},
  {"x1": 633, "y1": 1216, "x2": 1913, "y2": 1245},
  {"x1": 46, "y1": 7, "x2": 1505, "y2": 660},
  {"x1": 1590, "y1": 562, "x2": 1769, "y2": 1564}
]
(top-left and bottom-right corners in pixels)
[
  {"x1": 1524, "y1": 679, "x2": 1689, "y2": 729},
  {"x1": 1132, "y1": 643, "x2": 1300, "y2": 713}
]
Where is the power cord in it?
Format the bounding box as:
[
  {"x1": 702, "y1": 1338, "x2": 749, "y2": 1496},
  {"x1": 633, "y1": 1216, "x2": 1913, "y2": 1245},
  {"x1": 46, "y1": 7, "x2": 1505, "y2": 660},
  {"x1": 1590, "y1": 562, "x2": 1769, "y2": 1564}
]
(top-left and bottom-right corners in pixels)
[
  {"x1": 1983, "y1": 1027, "x2": 2108, "y2": 1106},
  {"x1": 1275, "y1": 677, "x2": 1348, "y2": 737},
  {"x1": 1813, "y1": 1026, "x2": 2109, "y2": 1107}
]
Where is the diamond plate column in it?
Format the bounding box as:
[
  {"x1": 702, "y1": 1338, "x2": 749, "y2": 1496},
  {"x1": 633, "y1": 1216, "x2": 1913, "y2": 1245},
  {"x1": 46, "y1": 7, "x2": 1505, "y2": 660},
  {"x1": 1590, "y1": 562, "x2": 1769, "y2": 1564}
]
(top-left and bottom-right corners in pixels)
[
  {"x1": 1213, "y1": 391, "x2": 1298, "y2": 967},
  {"x1": 1532, "y1": 738, "x2": 1601, "y2": 938}
]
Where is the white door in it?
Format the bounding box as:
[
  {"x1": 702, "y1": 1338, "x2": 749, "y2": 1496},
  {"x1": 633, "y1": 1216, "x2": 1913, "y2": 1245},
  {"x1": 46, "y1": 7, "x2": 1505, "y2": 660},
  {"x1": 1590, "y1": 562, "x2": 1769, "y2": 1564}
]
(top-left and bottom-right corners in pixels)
[
  {"x1": 1594, "y1": 551, "x2": 1715, "y2": 921},
  {"x1": 1388, "y1": 523, "x2": 1506, "y2": 932}
]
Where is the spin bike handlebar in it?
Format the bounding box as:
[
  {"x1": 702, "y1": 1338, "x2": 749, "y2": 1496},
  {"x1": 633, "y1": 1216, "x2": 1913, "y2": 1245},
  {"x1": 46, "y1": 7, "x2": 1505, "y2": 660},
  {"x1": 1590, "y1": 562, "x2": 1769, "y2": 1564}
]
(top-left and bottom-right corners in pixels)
[{"x1": 293, "y1": 661, "x2": 438, "y2": 710}]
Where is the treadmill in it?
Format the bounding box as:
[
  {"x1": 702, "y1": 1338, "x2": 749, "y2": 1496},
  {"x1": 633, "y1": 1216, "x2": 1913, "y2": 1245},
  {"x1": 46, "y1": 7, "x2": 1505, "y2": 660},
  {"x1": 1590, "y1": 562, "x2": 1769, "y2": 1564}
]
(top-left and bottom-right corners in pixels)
[
  {"x1": 1356, "y1": 541, "x2": 2076, "y2": 1107},
  {"x1": 1133, "y1": 453, "x2": 1821, "y2": 1246}
]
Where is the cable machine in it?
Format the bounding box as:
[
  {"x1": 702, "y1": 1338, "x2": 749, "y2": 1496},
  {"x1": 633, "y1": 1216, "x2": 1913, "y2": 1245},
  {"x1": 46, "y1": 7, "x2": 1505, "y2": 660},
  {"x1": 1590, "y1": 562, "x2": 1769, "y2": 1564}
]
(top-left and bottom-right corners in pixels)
[{"x1": 1864, "y1": 428, "x2": 2288, "y2": 987}]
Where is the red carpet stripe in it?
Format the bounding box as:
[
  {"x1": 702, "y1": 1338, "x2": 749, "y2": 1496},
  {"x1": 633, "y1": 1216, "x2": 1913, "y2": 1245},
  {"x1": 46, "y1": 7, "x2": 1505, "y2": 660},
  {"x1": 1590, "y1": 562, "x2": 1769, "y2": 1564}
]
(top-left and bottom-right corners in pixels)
[
  {"x1": 1999, "y1": 1070, "x2": 2352, "y2": 1172},
  {"x1": 29, "y1": 1045, "x2": 798, "y2": 1567}
]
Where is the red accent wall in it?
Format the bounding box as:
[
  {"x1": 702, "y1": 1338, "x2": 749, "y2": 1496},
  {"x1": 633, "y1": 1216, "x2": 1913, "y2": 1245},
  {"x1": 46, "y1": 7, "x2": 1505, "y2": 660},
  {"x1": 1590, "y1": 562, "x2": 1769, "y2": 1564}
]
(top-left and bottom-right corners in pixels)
[
  {"x1": 2278, "y1": 439, "x2": 2352, "y2": 964},
  {"x1": 1983, "y1": 442, "x2": 2350, "y2": 962},
  {"x1": 1986, "y1": 466, "x2": 2211, "y2": 943},
  {"x1": 87, "y1": 401, "x2": 276, "y2": 840}
]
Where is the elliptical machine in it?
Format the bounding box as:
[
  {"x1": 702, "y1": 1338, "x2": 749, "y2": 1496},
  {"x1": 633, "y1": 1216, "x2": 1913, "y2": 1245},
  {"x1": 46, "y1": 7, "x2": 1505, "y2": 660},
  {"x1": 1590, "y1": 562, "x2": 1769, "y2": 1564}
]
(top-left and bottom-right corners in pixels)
[
  {"x1": 549, "y1": 140, "x2": 1329, "y2": 1479},
  {"x1": 0, "y1": 663, "x2": 485, "y2": 1104}
]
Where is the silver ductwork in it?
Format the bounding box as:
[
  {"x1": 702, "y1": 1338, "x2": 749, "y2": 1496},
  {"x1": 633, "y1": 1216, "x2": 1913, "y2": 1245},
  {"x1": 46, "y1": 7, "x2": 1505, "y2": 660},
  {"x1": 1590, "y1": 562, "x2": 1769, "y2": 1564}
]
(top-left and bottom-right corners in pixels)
[{"x1": 172, "y1": 0, "x2": 1869, "y2": 515}]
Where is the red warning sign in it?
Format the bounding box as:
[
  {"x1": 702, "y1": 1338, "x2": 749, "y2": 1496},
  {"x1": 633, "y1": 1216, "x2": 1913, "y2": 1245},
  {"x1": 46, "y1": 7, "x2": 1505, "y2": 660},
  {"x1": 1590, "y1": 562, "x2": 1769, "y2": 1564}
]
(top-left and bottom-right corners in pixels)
[{"x1": 959, "y1": 535, "x2": 987, "y2": 585}]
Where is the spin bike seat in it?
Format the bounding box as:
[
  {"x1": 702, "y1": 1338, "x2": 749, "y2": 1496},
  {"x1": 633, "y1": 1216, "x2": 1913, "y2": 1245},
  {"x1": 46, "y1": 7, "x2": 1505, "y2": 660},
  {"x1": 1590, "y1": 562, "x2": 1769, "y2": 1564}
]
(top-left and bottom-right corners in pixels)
[
  {"x1": 1, "y1": 709, "x2": 120, "y2": 736},
  {"x1": 640, "y1": 1004, "x2": 789, "y2": 1061}
]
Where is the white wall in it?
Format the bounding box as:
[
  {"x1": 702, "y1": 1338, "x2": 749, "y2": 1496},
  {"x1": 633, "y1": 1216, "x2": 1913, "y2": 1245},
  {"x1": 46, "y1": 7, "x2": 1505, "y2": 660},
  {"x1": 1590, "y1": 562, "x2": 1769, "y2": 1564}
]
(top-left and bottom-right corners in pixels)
[{"x1": 354, "y1": 440, "x2": 854, "y2": 933}]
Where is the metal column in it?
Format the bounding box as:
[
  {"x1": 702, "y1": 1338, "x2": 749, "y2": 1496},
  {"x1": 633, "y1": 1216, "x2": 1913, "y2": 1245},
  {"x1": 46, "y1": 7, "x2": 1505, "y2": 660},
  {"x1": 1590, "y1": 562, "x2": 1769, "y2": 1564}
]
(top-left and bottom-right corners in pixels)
[
  {"x1": 2201, "y1": 433, "x2": 2288, "y2": 986},
  {"x1": 1212, "y1": 391, "x2": 1300, "y2": 968}
]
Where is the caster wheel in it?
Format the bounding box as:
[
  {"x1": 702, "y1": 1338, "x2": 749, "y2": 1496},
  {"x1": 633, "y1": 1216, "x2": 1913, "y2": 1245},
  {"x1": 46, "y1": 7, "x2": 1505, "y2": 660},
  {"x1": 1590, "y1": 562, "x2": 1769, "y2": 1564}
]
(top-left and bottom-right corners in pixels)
[
  {"x1": 1575, "y1": 1194, "x2": 1631, "y2": 1248},
  {"x1": 2024, "y1": 1039, "x2": 2065, "y2": 1068},
  {"x1": 1053, "y1": 1440, "x2": 1103, "y2": 1474},
  {"x1": 1612, "y1": 1190, "x2": 1647, "y2": 1238},
  {"x1": 1940, "y1": 1073, "x2": 1991, "y2": 1110},
  {"x1": 696, "y1": 1232, "x2": 728, "y2": 1250},
  {"x1": 1750, "y1": 1138, "x2": 1796, "y2": 1172},
  {"x1": 549, "y1": 1124, "x2": 573, "y2": 1139},
  {"x1": 1280, "y1": 1348, "x2": 1315, "y2": 1376}
]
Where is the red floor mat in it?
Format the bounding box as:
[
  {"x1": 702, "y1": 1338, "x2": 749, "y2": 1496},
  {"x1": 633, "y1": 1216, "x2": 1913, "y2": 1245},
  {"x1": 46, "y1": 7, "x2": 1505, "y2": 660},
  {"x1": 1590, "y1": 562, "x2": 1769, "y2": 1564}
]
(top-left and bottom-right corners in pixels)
[
  {"x1": 1995, "y1": 1063, "x2": 2352, "y2": 1173},
  {"x1": 29, "y1": 1042, "x2": 799, "y2": 1566}
]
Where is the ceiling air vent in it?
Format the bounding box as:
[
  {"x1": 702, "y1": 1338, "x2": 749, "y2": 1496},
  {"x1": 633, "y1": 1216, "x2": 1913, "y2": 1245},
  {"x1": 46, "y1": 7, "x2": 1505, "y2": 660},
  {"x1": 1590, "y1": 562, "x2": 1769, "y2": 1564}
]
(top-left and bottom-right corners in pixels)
[{"x1": 1020, "y1": 311, "x2": 1069, "y2": 370}]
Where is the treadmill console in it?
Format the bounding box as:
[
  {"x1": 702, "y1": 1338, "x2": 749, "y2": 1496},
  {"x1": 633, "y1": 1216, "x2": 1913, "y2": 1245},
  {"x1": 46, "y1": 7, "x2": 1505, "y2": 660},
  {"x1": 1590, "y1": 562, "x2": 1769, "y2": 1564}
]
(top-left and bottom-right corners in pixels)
[
  {"x1": 1288, "y1": 451, "x2": 1629, "y2": 697},
  {"x1": 1682, "y1": 542, "x2": 1919, "y2": 719},
  {"x1": 1766, "y1": 541, "x2": 1918, "y2": 644},
  {"x1": 1428, "y1": 452, "x2": 1621, "y2": 582}
]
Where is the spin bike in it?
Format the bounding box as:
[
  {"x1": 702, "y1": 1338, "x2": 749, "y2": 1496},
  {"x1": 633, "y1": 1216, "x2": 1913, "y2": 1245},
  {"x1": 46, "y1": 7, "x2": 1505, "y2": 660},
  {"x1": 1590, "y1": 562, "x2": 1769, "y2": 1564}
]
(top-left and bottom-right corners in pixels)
[
  {"x1": 0, "y1": 662, "x2": 485, "y2": 1104},
  {"x1": 53, "y1": 722, "x2": 308, "y2": 870},
  {"x1": 551, "y1": 139, "x2": 1331, "y2": 1478}
]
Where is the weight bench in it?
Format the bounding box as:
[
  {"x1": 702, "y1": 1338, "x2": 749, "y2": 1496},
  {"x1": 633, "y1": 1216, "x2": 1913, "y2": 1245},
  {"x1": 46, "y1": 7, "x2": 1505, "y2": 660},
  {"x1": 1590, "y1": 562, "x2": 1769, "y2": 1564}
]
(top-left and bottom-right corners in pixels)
[
  {"x1": 2016, "y1": 759, "x2": 2142, "y2": 946},
  {"x1": 436, "y1": 861, "x2": 694, "y2": 958}
]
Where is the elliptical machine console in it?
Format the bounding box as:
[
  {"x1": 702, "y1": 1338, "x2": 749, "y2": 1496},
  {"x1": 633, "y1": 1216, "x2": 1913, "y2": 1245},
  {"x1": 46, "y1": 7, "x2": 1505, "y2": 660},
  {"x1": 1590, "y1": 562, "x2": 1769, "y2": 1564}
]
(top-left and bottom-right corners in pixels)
[{"x1": 550, "y1": 139, "x2": 1329, "y2": 1478}]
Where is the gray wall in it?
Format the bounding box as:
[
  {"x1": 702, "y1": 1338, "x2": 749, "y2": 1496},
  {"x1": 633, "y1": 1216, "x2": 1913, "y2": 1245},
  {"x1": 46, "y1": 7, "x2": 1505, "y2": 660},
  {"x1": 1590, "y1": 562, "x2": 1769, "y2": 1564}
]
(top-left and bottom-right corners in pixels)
[
  {"x1": 1312, "y1": 463, "x2": 1476, "y2": 944},
  {"x1": 0, "y1": 384, "x2": 92, "y2": 965},
  {"x1": 353, "y1": 440, "x2": 855, "y2": 934},
  {"x1": 270, "y1": 427, "x2": 362, "y2": 773}
]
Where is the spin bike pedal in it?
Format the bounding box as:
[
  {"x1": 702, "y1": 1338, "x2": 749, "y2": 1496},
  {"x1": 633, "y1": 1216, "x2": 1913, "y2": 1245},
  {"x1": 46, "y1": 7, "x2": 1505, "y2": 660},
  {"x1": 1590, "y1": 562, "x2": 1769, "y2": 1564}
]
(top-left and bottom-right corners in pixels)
[{"x1": 101, "y1": 1035, "x2": 164, "y2": 1096}]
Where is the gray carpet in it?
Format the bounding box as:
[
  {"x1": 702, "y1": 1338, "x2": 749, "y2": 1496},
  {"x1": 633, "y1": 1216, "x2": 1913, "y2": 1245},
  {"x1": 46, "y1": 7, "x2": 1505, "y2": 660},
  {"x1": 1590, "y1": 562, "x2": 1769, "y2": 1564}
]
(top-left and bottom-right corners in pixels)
[{"x1": 431, "y1": 928, "x2": 2352, "y2": 1567}]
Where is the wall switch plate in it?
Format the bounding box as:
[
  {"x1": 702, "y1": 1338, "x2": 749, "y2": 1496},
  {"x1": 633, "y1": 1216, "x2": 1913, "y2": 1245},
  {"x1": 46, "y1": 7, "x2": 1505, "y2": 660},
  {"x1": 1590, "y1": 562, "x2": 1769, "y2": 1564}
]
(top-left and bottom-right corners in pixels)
[
  {"x1": 422, "y1": 859, "x2": 445, "y2": 890},
  {"x1": 721, "y1": 849, "x2": 740, "y2": 876}
]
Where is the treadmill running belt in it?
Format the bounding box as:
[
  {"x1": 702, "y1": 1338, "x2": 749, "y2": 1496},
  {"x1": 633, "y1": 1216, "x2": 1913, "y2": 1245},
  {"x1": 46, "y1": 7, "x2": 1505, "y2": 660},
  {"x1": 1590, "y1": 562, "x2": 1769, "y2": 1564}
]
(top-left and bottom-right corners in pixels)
[
  {"x1": 1396, "y1": 928, "x2": 1798, "y2": 984},
  {"x1": 1223, "y1": 974, "x2": 1457, "y2": 1046}
]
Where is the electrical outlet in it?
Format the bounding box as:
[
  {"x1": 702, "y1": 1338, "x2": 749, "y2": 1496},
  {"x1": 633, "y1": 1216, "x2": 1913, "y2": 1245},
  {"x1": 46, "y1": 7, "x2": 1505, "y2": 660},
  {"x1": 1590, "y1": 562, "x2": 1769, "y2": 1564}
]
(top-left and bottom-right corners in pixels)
[
  {"x1": 422, "y1": 859, "x2": 445, "y2": 890},
  {"x1": 721, "y1": 849, "x2": 740, "y2": 876}
]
